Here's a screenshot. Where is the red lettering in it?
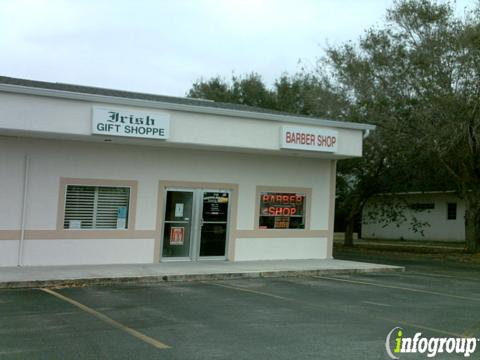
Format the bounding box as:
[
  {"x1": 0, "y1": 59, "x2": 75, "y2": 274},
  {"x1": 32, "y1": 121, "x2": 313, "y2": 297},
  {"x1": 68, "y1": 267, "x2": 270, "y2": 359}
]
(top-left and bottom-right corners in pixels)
[
  {"x1": 267, "y1": 206, "x2": 298, "y2": 216},
  {"x1": 317, "y1": 135, "x2": 335, "y2": 147},
  {"x1": 262, "y1": 193, "x2": 304, "y2": 206},
  {"x1": 304, "y1": 134, "x2": 311, "y2": 145},
  {"x1": 287, "y1": 132, "x2": 336, "y2": 148},
  {"x1": 286, "y1": 131, "x2": 292, "y2": 144}
]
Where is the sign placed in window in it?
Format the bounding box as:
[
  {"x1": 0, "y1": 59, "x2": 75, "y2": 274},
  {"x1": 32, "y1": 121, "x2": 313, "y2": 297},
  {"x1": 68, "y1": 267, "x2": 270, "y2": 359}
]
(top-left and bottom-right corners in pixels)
[
  {"x1": 280, "y1": 126, "x2": 338, "y2": 153},
  {"x1": 175, "y1": 203, "x2": 184, "y2": 218},
  {"x1": 69, "y1": 220, "x2": 82, "y2": 229},
  {"x1": 92, "y1": 107, "x2": 170, "y2": 140},
  {"x1": 274, "y1": 216, "x2": 290, "y2": 229},
  {"x1": 202, "y1": 192, "x2": 229, "y2": 221},
  {"x1": 170, "y1": 227, "x2": 185, "y2": 245},
  {"x1": 116, "y1": 206, "x2": 127, "y2": 229},
  {"x1": 259, "y1": 192, "x2": 306, "y2": 229}
]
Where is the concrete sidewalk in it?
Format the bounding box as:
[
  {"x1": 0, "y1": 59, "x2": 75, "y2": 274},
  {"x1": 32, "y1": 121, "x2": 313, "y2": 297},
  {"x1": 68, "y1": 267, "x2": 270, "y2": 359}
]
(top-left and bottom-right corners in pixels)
[{"x1": 0, "y1": 259, "x2": 403, "y2": 289}]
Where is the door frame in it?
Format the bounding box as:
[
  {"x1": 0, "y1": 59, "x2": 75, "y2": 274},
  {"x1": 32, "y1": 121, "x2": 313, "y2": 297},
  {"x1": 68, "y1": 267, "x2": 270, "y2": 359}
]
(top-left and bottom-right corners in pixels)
[
  {"x1": 195, "y1": 189, "x2": 232, "y2": 261},
  {"x1": 160, "y1": 188, "x2": 195, "y2": 262},
  {"x1": 155, "y1": 181, "x2": 239, "y2": 262}
]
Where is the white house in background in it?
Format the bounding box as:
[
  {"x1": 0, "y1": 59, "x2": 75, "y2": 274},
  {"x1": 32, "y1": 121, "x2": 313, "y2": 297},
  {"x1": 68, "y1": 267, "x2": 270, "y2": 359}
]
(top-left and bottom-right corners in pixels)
[{"x1": 362, "y1": 192, "x2": 465, "y2": 242}]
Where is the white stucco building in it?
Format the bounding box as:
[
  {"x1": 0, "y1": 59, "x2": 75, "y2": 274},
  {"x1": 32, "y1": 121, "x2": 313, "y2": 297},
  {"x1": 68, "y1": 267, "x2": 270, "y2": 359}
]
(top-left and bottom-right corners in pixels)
[
  {"x1": 362, "y1": 192, "x2": 465, "y2": 242},
  {"x1": 0, "y1": 76, "x2": 374, "y2": 266}
]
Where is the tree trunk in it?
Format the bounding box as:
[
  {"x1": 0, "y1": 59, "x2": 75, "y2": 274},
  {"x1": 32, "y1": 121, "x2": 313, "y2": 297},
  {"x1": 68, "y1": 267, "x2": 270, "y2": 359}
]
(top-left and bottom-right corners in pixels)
[
  {"x1": 344, "y1": 217, "x2": 355, "y2": 247},
  {"x1": 465, "y1": 202, "x2": 480, "y2": 253}
]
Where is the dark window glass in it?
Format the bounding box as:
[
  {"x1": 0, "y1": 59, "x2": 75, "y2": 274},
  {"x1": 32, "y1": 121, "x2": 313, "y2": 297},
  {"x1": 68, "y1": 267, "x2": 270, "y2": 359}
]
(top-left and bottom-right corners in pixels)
[
  {"x1": 409, "y1": 203, "x2": 434, "y2": 210},
  {"x1": 259, "y1": 192, "x2": 306, "y2": 229},
  {"x1": 447, "y1": 203, "x2": 457, "y2": 220}
]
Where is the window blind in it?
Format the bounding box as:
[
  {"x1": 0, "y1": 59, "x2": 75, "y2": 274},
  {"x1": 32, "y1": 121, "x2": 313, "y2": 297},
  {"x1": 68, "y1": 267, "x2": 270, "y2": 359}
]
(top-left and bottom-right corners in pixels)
[{"x1": 64, "y1": 185, "x2": 130, "y2": 229}]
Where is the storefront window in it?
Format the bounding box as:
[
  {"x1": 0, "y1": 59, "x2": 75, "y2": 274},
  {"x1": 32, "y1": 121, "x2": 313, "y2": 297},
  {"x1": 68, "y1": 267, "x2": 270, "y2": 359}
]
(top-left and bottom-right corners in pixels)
[
  {"x1": 63, "y1": 185, "x2": 130, "y2": 229},
  {"x1": 258, "y1": 192, "x2": 306, "y2": 229}
]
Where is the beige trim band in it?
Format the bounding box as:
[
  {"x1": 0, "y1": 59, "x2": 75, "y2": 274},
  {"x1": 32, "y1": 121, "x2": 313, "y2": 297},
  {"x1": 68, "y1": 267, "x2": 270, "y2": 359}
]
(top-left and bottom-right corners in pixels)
[
  {"x1": 0, "y1": 230, "x2": 21, "y2": 241},
  {"x1": 0, "y1": 230, "x2": 156, "y2": 240},
  {"x1": 57, "y1": 177, "x2": 138, "y2": 231},
  {"x1": 236, "y1": 230, "x2": 329, "y2": 238},
  {"x1": 0, "y1": 229, "x2": 328, "y2": 240}
]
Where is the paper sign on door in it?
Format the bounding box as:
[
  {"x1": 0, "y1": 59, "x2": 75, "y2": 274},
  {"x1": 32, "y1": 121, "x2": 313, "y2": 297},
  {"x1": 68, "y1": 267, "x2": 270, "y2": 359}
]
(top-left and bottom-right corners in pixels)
[
  {"x1": 175, "y1": 203, "x2": 184, "y2": 217},
  {"x1": 170, "y1": 227, "x2": 185, "y2": 245}
]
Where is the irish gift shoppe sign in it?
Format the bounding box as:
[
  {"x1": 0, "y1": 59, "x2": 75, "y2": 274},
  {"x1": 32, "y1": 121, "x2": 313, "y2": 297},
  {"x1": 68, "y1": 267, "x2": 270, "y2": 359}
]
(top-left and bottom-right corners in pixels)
[{"x1": 92, "y1": 107, "x2": 170, "y2": 140}]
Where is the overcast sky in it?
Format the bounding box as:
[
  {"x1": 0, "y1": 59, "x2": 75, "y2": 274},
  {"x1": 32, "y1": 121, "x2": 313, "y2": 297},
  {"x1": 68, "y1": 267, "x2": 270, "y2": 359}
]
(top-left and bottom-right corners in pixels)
[{"x1": 0, "y1": 0, "x2": 476, "y2": 96}]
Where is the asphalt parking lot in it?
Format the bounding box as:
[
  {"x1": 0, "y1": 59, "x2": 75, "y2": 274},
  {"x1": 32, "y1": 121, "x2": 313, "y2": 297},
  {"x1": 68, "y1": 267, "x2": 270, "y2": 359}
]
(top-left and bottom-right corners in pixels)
[{"x1": 1, "y1": 254, "x2": 479, "y2": 359}]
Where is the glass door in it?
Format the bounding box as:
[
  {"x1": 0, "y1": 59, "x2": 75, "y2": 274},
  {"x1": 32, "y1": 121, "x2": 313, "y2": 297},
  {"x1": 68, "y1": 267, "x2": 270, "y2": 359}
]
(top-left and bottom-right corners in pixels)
[
  {"x1": 162, "y1": 190, "x2": 194, "y2": 259},
  {"x1": 198, "y1": 191, "x2": 230, "y2": 258},
  {"x1": 161, "y1": 188, "x2": 231, "y2": 261}
]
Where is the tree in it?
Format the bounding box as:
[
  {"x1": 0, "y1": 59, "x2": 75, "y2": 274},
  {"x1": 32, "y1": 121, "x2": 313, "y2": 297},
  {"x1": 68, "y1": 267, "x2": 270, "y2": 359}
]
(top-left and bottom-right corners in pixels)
[
  {"x1": 323, "y1": 0, "x2": 480, "y2": 251},
  {"x1": 273, "y1": 74, "x2": 349, "y2": 118},
  {"x1": 188, "y1": 73, "x2": 276, "y2": 108},
  {"x1": 188, "y1": 70, "x2": 427, "y2": 247},
  {"x1": 188, "y1": 72, "x2": 348, "y2": 117},
  {"x1": 187, "y1": 0, "x2": 478, "y2": 250},
  {"x1": 188, "y1": 76, "x2": 233, "y2": 103}
]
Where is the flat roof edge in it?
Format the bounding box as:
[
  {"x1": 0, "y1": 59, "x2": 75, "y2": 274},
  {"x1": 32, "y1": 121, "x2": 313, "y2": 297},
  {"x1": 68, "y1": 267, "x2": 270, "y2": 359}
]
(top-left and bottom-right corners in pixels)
[{"x1": 0, "y1": 83, "x2": 376, "y2": 131}]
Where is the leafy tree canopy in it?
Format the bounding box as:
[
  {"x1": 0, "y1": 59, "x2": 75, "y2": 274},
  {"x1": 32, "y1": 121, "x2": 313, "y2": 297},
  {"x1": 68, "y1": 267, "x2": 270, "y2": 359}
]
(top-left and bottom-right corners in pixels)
[
  {"x1": 323, "y1": 0, "x2": 480, "y2": 250},
  {"x1": 188, "y1": 0, "x2": 480, "y2": 251}
]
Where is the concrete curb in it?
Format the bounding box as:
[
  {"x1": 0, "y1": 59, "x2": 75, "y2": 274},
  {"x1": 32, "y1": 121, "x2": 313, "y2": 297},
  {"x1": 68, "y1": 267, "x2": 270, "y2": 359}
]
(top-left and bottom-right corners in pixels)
[
  {"x1": 333, "y1": 241, "x2": 464, "y2": 252},
  {"x1": 0, "y1": 266, "x2": 404, "y2": 289}
]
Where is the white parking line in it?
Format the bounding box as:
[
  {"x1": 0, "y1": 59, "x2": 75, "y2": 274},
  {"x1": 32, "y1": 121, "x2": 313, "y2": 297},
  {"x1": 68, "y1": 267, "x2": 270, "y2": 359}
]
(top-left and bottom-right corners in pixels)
[
  {"x1": 362, "y1": 301, "x2": 392, "y2": 307},
  {"x1": 209, "y1": 282, "x2": 464, "y2": 338},
  {"x1": 313, "y1": 276, "x2": 480, "y2": 302},
  {"x1": 408, "y1": 271, "x2": 480, "y2": 282}
]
